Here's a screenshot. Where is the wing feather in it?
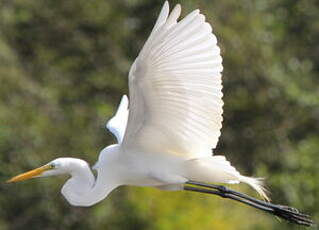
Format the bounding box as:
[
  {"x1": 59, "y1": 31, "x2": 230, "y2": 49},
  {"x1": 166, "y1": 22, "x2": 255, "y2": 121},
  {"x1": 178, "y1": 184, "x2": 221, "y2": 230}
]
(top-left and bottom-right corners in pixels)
[
  {"x1": 106, "y1": 95, "x2": 129, "y2": 143},
  {"x1": 122, "y1": 2, "x2": 224, "y2": 158}
]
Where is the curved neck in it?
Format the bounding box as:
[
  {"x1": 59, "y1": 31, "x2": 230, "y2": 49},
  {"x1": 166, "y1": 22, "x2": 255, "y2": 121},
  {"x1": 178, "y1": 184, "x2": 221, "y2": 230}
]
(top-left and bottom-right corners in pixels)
[{"x1": 61, "y1": 158, "x2": 119, "y2": 207}]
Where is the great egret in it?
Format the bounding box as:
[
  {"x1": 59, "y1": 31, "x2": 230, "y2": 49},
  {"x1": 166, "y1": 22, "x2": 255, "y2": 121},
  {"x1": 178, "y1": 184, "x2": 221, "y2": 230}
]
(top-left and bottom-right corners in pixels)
[{"x1": 7, "y1": 1, "x2": 313, "y2": 226}]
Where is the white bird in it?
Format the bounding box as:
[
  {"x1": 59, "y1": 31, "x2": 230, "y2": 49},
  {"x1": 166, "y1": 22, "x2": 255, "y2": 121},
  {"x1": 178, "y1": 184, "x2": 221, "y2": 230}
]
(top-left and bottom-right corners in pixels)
[{"x1": 7, "y1": 2, "x2": 313, "y2": 226}]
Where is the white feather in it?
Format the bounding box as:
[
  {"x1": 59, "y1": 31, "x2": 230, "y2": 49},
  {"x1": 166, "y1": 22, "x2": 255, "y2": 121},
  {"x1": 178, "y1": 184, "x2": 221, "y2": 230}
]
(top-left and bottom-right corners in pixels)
[
  {"x1": 106, "y1": 95, "x2": 129, "y2": 144},
  {"x1": 122, "y1": 4, "x2": 223, "y2": 158}
]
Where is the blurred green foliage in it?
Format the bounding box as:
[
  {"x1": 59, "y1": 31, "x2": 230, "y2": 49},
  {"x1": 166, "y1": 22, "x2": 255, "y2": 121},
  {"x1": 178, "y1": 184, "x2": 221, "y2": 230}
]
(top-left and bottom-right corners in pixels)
[{"x1": 0, "y1": 0, "x2": 318, "y2": 229}]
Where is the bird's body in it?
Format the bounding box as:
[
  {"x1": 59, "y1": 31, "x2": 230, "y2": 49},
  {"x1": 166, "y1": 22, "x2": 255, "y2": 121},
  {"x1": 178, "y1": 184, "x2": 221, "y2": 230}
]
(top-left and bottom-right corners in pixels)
[
  {"x1": 98, "y1": 144, "x2": 187, "y2": 187},
  {"x1": 96, "y1": 145, "x2": 235, "y2": 188},
  {"x1": 47, "y1": 138, "x2": 264, "y2": 207},
  {"x1": 58, "y1": 142, "x2": 244, "y2": 206},
  {"x1": 7, "y1": 1, "x2": 313, "y2": 226}
]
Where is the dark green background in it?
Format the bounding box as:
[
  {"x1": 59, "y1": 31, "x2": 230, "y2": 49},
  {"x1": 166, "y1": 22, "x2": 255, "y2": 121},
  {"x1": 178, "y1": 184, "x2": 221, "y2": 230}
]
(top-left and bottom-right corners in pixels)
[{"x1": 0, "y1": 0, "x2": 318, "y2": 229}]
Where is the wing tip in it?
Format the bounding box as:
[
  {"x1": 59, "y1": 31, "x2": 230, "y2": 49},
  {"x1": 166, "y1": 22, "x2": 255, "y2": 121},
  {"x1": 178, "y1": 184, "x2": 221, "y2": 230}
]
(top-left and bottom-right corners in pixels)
[
  {"x1": 119, "y1": 94, "x2": 129, "y2": 110},
  {"x1": 121, "y1": 94, "x2": 128, "y2": 104},
  {"x1": 174, "y1": 3, "x2": 181, "y2": 11},
  {"x1": 162, "y1": 1, "x2": 170, "y2": 15}
]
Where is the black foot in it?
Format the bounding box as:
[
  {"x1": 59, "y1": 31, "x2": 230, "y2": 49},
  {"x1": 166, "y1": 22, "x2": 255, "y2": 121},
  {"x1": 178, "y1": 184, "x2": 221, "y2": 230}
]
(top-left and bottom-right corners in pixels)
[{"x1": 184, "y1": 181, "x2": 314, "y2": 227}]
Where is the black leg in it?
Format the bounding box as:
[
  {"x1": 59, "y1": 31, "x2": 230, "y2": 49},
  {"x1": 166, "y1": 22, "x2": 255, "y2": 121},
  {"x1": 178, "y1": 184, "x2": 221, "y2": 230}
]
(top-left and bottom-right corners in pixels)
[{"x1": 184, "y1": 181, "x2": 314, "y2": 227}]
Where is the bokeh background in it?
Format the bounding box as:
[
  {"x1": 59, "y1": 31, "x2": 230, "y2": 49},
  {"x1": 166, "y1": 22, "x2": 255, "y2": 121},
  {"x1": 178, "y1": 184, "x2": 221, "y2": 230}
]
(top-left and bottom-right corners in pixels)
[{"x1": 0, "y1": 0, "x2": 318, "y2": 229}]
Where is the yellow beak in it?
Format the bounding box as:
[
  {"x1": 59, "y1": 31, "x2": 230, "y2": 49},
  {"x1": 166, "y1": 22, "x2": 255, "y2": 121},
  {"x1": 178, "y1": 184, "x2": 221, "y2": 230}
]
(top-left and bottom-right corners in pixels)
[{"x1": 6, "y1": 165, "x2": 52, "y2": 183}]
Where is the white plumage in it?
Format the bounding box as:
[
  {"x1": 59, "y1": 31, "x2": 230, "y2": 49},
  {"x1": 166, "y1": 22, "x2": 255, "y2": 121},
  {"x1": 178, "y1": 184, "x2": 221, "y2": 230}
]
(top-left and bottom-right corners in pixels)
[
  {"x1": 106, "y1": 95, "x2": 129, "y2": 144},
  {"x1": 7, "y1": 1, "x2": 269, "y2": 207},
  {"x1": 123, "y1": 2, "x2": 223, "y2": 158}
]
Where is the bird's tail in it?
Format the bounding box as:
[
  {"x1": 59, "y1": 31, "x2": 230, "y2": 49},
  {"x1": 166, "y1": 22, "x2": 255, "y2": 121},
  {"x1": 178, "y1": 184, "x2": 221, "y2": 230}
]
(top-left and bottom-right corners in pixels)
[
  {"x1": 185, "y1": 155, "x2": 270, "y2": 201},
  {"x1": 238, "y1": 175, "x2": 270, "y2": 201}
]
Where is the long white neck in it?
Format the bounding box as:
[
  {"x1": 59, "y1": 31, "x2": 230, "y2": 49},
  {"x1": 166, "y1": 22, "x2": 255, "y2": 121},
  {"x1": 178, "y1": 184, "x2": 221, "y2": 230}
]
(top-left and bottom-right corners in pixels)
[{"x1": 60, "y1": 158, "x2": 119, "y2": 207}]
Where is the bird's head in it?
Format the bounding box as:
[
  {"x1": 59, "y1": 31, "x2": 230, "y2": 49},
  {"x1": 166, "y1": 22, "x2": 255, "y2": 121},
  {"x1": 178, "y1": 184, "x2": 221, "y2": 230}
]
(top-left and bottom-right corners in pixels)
[{"x1": 6, "y1": 158, "x2": 78, "y2": 183}]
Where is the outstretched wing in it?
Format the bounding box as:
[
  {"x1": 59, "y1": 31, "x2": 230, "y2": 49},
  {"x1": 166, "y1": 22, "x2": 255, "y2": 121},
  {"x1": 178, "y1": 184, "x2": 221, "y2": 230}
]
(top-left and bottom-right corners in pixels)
[
  {"x1": 122, "y1": 2, "x2": 223, "y2": 158},
  {"x1": 106, "y1": 95, "x2": 129, "y2": 143}
]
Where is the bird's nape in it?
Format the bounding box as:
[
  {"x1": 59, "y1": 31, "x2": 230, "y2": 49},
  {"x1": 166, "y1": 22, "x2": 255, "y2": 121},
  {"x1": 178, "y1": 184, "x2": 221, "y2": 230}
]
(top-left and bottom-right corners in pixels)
[
  {"x1": 6, "y1": 156, "x2": 121, "y2": 207},
  {"x1": 184, "y1": 181, "x2": 314, "y2": 227}
]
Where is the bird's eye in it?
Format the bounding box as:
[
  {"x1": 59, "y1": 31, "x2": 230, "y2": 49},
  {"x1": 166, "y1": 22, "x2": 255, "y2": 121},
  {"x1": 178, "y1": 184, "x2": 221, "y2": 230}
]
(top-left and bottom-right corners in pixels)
[{"x1": 50, "y1": 163, "x2": 56, "y2": 169}]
